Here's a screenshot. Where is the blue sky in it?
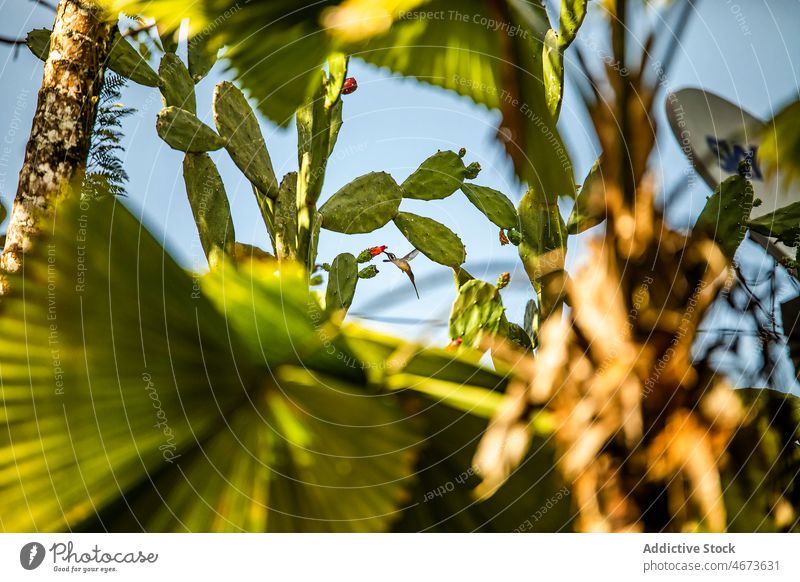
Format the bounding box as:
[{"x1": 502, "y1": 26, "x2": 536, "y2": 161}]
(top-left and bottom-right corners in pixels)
[{"x1": 1, "y1": 0, "x2": 798, "y2": 386}]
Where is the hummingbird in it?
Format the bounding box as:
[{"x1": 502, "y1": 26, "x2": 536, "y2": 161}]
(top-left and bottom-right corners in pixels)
[{"x1": 383, "y1": 249, "x2": 420, "y2": 299}]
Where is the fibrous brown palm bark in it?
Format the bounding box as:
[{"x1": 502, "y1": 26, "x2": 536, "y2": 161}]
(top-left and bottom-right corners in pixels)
[
  {"x1": 473, "y1": 1, "x2": 799, "y2": 532},
  {"x1": 0, "y1": 0, "x2": 114, "y2": 291}
]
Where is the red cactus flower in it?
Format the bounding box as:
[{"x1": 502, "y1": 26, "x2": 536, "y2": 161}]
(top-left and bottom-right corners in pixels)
[
  {"x1": 369, "y1": 245, "x2": 387, "y2": 257},
  {"x1": 342, "y1": 77, "x2": 358, "y2": 95},
  {"x1": 445, "y1": 338, "x2": 463, "y2": 351}
]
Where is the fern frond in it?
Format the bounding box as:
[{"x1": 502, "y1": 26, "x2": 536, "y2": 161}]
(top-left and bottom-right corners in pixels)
[{"x1": 82, "y1": 71, "x2": 134, "y2": 200}]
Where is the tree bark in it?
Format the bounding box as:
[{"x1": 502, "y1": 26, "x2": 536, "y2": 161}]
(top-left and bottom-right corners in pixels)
[{"x1": 0, "y1": 0, "x2": 114, "y2": 292}]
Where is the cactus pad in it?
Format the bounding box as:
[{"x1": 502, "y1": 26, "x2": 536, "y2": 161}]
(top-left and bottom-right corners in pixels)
[
  {"x1": 213, "y1": 81, "x2": 279, "y2": 197},
  {"x1": 517, "y1": 187, "x2": 567, "y2": 284},
  {"x1": 183, "y1": 153, "x2": 235, "y2": 268},
  {"x1": 158, "y1": 54, "x2": 196, "y2": 114},
  {"x1": 187, "y1": 34, "x2": 218, "y2": 83},
  {"x1": 156, "y1": 107, "x2": 225, "y2": 152},
  {"x1": 567, "y1": 155, "x2": 605, "y2": 234},
  {"x1": 319, "y1": 172, "x2": 403, "y2": 234},
  {"x1": 108, "y1": 32, "x2": 160, "y2": 87},
  {"x1": 401, "y1": 150, "x2": 469, "y2": 200},
  {"x1": 326, "y1": 253, "x2": 358, "y2": 313},
  {"x1": 460, "y1": 183, "x2": 518, "y2": 229},
  {"x1": 274, "y1": 172, "x2": 299, "y2": 261},
  {"x1": 393, "y1": 212, "x2": 466, "y2": 267},
  {"x1": 449, "y1": 279, "x2": 505, "y2": 346},
  {"x1": 325, "y1": 53, "x2": 348, "y2": 108}
]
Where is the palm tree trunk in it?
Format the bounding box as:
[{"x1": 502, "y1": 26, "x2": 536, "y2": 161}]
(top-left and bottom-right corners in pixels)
[{"x1": 0, "y1": 0, "x2": 114, "y2": 292}]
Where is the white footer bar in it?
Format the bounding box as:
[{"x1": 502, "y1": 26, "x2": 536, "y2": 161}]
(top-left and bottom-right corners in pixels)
[{"x1": 1, "y1": 533, "x2": 798, "y2": 581}]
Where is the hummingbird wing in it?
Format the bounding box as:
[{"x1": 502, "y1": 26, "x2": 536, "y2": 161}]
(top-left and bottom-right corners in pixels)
[
  {"x1": 402, "y1": 249, "x2": 420, "y2": 261},
  {"x1": 404, "y1": 266, "x2": 420, "y2": 299}
]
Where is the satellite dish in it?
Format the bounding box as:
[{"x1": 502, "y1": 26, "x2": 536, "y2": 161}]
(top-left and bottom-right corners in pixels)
[{"x1": 666, "y1": 88, "x2": 799, "y2": 258}]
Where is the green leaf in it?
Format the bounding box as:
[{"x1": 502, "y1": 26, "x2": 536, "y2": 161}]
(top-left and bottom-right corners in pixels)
[
  {"x1": 390, "y1": 403, "x2": 569, "y2": 532},
  {"x1": 460, "y1": 183, "x2": 518, "y2": 229},
  {"x1": 567, "y1": 155, "x2": 606, "y2": 234},
  {"x1": 156, "y1": 106, "x2": 225, "y2": 152},
  {"x1": 401, "y1": 150, "x2": 468, "y2": 200},
  {"x1": 319, "y1": 172, "x2": 403, "y2": 234},
  {"x1": 748, "y1": 201, "x2": 800, "y2": 248},
  {"x1": 25, "y1": 28, "x2": 50, "y2": 61},
  {"x1": 326, "y1": 253, "x2": 358, "y2": 314},
  {"x1": 229, "y1": 21, "x2": 331, "y2": 127},
  {"x1": 200, "y1": 260, "x2": 324, "y2": 367},
  {"x1": 695, "y1": 173, "x2": 754, "y2": 258},
  {"x1": 359, "y1": 0, "x2": 574, "y2": 196},
  {"x1": 721, "y1": 388, "x2": 800, "y2": 532},
  {"x1": 182, "y1": 153, "x2": 235, "y2": 268},
  {"x1": 449, "y1": 279, "x2": 506, "y2": 347},
  {"x1": 393, "y1": 212, "x2": 466, "y2": 267},
  {"x1": 0, "y1": 198, "x2": 253, "y2": 531},
  {"x1": 108, "y1": 31, "x2": 161, "y2": 87},
  {"x1": 213, "y1": 81, "x2": 279, "y2": 198},
  {"x1": 158, "y1": 53, "x2": 196, "y2": 114},
  {"x1": 759, "y1": 98, "x2": 800, "y2": 192},
  {"x1": 558, "y1": 0, "x2": 588, "y2": 50},
  {"x1": 0, "y1": 197, "x2": 477, "y2": 533}
]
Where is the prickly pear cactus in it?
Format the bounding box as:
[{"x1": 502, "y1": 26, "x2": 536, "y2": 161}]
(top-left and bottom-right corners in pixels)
[
  {"x1": 108, "y1": 32, "x2": 160, "y2": 87},
  {"x1": 307, "y1": 211, "x2": 323, "y2": 268},
  {"x1": 449, "y1": 279, "x2": 506, "y2": 346},
  {"x1": 158, "y1": 24, "x2": 178, "y2": 54},
  {"x1": 213, "y1": 81, "x2": 279, "y2": 197},
  {"x1": 156, "y1": 107, "x2": 225, "y2": 152},
  {"x1": 517, "y1": 187, "x2": 568, "y2": 318},
  {"x1": 187, "y1": 34, "x2": 218, "y2": 83},
  {"x1": 328, "y1": 100, "x2": 344, "y2": 157},
  {"x1": 326, "y1": 253, "x2": 358, "y2": 313},
  {"x1": 393, "y1": 212, "x2": 466, "y2": 267},
  {"x1": 319, "y1": 172, "x2": 403, "y2": 234},
  {"x1": 325, "y1": 53, "x2": 348, "y2": 108},
  {"x1": 159, "y1": 54, "x2": 196, "y2": 114},
  {"x1": 401, "y1": 150, "x2": 473, "y2": 200},
  {"x1": 358, "y1": 265, "x2": 379, "y2": 279},
  {"x1": 567, "y1": 155, "x2": 605, "y2": 234},
  {"x1": 183, "y1": 153, "x2": 235, "y2": 269},
  {"x1": 460, "y1": 183, "x2": 518, "y2": 229},
  {"x1": 274, "y1": 172, "x2": 299, "y2": 262},
  {"x1": 297, "y1": 75, "x2": 335, "y2": 206}
]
